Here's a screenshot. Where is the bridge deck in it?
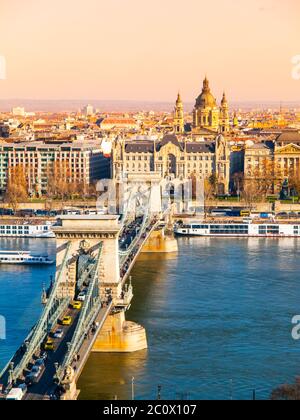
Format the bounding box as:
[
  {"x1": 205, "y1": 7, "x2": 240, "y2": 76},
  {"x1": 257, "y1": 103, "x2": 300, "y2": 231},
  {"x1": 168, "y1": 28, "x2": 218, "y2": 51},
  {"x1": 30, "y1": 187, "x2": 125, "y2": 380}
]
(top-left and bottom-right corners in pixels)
[
  {"x1": 24, "y1": 307, "x2": 81, "y2": 400},
  {"x1": 24, "y1": 302, "x2": 112, "y2": 400},
  {"x1": 71, "y1": 302, "x2": 113, "y2": 383}
]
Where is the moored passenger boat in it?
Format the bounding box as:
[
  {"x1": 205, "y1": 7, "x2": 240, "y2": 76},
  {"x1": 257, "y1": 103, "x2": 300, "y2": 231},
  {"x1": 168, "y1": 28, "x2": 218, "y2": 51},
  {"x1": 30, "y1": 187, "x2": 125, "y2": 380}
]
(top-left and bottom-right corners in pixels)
[
  {"x1": 0, "y1": 221, "x2": 55, "y2": 238},
  {"x1": 175, "y1": 221, "x2": 300, "y2": 237},
  {"x1": 0, "y1": 251, "x2": 54, "y2": 265}
]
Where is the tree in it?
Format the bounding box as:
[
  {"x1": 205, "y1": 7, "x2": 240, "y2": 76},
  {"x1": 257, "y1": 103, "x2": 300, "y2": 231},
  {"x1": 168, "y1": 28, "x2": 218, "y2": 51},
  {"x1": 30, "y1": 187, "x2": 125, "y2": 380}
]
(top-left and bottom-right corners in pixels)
[
  {"x1": 271, "y1": 378, "x2": 300, "y2": 400},
  {"x1": 252, "y1": 158, "x2": 275, "y2": 199},
  {"x1": 288, "y1": 171, "x2": 300, "y2": 200},
  {"x1": 204, "y1": 175, "x2": 217, "y2": 218},
  {"x1": 46, "y1": 161, "x2": 71, "y2": 201},
  {"x1": 242, "y1": 181, "x2": 259, "y2": 211},
  {"x1": 5, "y1": 165, "x2": 28, "y2": 212},
  {"x1": 232, "y1": 172, "x2": 244, "y2": 198}
]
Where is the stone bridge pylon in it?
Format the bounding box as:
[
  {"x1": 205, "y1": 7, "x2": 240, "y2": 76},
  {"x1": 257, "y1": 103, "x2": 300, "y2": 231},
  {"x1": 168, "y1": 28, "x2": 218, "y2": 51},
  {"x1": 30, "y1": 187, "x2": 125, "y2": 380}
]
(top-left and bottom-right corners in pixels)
[{"x1": 53, "y1": 215, "x2": 148, "y2": 353}]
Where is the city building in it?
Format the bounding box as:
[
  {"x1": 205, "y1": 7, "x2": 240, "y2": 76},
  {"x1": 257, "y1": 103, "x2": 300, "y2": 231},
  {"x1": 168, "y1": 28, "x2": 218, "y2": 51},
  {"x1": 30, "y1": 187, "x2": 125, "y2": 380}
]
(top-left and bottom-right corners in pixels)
[
  {"x1": 244, "y1": 129, "x2": 300, "y2": 193},
  {"x1": 193, "y1": 77, "x2": 230, "y2": 134},
  {"x1": 0, "y1": 141, "x2": 110, "y2": 196},
  {"x1": 83, "y1": 104, "x2": 94, "y2": 116},
  {"x1": 112, "y1": 133, "x2": 230, "y2": 194},
  {"x1": 99, "y1": 117, "x2": 138, "y2": 131},
  {"x1": 12, "y1": 107, "x2": 25, "y2": 117}
]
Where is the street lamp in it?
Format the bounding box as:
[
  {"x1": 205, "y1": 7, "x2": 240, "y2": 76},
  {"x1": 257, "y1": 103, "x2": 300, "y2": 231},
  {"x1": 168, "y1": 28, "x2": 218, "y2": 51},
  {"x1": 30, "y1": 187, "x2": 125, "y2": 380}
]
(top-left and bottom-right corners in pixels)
[{"x1": 131, "y1": 376, "x2": 135, "y2": 401}]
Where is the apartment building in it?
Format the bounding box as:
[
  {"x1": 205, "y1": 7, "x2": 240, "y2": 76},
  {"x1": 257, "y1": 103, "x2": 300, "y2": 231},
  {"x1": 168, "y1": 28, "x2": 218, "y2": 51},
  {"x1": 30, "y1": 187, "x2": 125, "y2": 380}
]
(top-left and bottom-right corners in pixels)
[{"x1": 0, "y1": 141, "x2": 110, "y2": 196}]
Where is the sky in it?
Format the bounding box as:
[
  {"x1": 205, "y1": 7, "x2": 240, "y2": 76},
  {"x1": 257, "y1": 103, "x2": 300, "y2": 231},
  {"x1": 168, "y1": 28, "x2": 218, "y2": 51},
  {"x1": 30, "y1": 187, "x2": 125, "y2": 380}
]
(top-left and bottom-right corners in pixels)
[{"x1": 0, "y1": 0, "x2": 299, "y2": 103}]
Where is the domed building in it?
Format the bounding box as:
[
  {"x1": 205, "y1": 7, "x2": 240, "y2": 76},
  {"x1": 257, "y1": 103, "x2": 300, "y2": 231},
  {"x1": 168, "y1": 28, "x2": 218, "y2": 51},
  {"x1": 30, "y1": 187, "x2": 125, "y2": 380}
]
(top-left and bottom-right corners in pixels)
[{"x1": 193, "y1": 77, "x2": 230, "y2": 134}]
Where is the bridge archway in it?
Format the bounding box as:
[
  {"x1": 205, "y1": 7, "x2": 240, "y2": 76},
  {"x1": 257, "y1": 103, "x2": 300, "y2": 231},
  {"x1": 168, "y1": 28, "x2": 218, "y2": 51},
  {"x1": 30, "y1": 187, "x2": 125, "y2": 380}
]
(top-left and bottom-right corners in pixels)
[{"x1": 53, "y1": 216, "x2": 121, "y2": 301}]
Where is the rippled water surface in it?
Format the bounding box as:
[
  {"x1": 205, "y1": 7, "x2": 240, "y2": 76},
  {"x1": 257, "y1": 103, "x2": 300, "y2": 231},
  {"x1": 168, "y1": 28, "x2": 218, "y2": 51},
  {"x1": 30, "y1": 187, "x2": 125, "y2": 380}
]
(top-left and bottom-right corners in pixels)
[
  {"x1": 79, "y1": 238, "x2": 300, "y2": 400},
  {"x1": 1, "y1": 238, "x2": 300, "y2": 400},
  {"x1": 0, "y1": 239, "x2": 56, "y2": 369}
]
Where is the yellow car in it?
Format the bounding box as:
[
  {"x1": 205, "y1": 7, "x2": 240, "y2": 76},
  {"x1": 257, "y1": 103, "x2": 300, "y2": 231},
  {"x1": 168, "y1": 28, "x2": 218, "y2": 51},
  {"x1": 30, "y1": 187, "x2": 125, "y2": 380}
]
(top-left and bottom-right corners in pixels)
[
  {"x1": 71, "y1": 301, "x2": 82, "y2": 310},
  {"x1": 61, "y1": 316, "x2": 72, "y2": 326},
  {"x1": 44, "y1": 339, "x2": 55, "y2": 351}
]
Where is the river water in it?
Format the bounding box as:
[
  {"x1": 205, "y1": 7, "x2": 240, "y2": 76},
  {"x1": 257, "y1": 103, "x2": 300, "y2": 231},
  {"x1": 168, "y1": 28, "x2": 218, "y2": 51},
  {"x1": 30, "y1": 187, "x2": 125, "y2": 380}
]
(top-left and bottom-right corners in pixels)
[{"x1": 1, "y1": 237, "x2": 300, "y2": 400}]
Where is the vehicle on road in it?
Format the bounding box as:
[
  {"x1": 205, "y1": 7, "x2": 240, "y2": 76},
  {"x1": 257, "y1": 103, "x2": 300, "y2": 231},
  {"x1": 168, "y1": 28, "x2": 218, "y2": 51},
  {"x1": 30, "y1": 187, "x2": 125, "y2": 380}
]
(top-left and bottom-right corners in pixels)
[
  {"x1": 25, "y1": 366, "x2": 43, "y2": 386},
  {"x1": 44, "y1": 339, "x2": 55, "y2": 351},
  {"x1": 61, "y1": 316, "x2": 72, "y2": 326},
  {"x1": 53, "y1": 329, "x2": 64, "y2": 339},
  {"x1": 77, "y1": 291, "x2": 87, "y2": 302},
  {"x1": 34, "y1": 358, "x2": 45, "y2": 368},
  {"x1": 40, "y1": 351, "x2": 48, "y2": 361},
  {"x1": 71, "y1": 301, "x2": 82, "y2": 310}
]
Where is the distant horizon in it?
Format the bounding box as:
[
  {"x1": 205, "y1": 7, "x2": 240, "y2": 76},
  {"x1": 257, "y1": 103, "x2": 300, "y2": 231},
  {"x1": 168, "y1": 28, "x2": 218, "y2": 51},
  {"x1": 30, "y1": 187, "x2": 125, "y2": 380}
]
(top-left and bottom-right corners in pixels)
[
  {"x1": 0, "y1": 98, "x2": 300, "y2": 114},
  {"x1": 1, "y1": 0, "x2": 299, "y2": 103}
]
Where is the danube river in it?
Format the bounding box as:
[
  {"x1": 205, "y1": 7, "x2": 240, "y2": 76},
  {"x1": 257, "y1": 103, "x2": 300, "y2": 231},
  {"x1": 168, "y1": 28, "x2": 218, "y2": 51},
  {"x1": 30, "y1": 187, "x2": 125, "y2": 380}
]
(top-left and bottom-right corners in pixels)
[{"x1": 1, "y1": 237, "x2": 300, "y2": 400}]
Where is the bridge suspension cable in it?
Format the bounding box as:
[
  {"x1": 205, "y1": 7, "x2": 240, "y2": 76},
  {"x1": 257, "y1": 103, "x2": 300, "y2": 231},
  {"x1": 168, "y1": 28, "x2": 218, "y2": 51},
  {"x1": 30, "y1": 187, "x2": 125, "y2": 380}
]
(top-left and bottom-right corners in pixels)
[
  {"x1": 57, "y1": 243, "x2": 103, "y2": 378},
  {"x1": 6, "y1": 242, "x2": 72, "y2": 384}
]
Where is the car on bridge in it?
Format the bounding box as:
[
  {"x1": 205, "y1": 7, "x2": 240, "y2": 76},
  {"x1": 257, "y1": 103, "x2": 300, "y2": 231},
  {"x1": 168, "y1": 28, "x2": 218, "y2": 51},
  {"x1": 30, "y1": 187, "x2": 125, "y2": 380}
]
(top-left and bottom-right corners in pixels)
[
  {"x1": 77, "y1": 291, "x2": 87, "y2": 302},
  {"x1": 61, "y1": 316, "x2": 72, "y2": 326},
  {"x1": 53, "y1": 329, "x2": 64, "y2": 339},
  {"x1": 34, "y1": 358, "x2": 45, "y2": 368},
  {"x1": 71, "y1": 301, "x2": 82, "y2": 310},
  {"x1": 25, "y1": 365, "x2": 44, "y2": 386},
  {"x1": 44, "y1": 339, "x2": 55, "y2": 351}
]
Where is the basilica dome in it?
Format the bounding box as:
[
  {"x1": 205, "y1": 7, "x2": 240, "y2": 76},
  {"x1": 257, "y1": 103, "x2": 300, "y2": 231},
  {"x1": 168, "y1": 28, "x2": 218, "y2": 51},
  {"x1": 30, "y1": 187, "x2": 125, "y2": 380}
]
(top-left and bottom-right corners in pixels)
[{"x1": 195, "y1": 77, "x2": 217, "y2": 109}]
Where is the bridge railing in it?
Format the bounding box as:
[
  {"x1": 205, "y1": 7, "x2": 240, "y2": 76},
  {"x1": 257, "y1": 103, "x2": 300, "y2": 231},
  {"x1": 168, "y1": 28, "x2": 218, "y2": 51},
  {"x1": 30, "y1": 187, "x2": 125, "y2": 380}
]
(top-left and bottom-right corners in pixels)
[
  {"x1": 119, "y1": 186, "x2": 134, "y2": 228},
  {"x1": 57, "y1": 243, "x2": 104, "y2": 378},
  {"x1": 6, "y1": 242, "x2": 72, "y2": 384},
  {"x1": 77, "y1": 256, "x2": 96, "y2": 290},
  {"x1": 119, "y1": 208, "x2": 151, "y2": 261}
]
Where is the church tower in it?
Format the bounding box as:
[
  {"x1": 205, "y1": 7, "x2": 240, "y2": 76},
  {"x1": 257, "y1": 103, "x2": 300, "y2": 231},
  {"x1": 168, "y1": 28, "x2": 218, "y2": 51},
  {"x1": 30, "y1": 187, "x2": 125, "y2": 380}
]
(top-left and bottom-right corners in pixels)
[
  {"x1": 215, "y1": 134, "x2": 230, "y2": 194},
  {"x1": 174, "y1": 93, "x2": 184, "y2": 134},
  {"x1": 219, "y1": 92, "x2": 230, "y2": 133}
]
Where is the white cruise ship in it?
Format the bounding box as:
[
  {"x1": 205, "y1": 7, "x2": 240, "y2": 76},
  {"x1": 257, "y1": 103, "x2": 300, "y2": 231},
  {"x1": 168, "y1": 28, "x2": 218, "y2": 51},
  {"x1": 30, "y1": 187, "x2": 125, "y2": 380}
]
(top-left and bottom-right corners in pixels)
[
  {"x1": 0, "y1": 222, "x2": 55, "y2": 238},
  {"x1": 175, "y1": 221, "x2": 300, "y2": 237},
  {"x1": 0, "y1": 251, "x2": 54, "y2": 265}
]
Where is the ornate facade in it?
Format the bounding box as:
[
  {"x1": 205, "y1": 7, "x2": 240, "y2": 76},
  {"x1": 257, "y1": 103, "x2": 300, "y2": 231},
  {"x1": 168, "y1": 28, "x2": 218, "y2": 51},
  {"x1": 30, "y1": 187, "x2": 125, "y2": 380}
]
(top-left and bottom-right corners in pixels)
[
  {"x1": 244, "y1": 130, "x2": 300, "y2": 193},
  {"x1": 193, "y1": 77, "x2": 230, "y2": 134},
  {"x1": 112, "y1": 134, "x2": 230, "y2": 194}
]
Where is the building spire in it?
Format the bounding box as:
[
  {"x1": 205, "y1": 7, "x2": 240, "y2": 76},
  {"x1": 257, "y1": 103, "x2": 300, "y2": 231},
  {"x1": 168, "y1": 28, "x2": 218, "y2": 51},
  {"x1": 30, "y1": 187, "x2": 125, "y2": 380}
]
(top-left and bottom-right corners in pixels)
[
  {"x1": 221, "y1": 91, "x2": 228, "y2": 106},
  {"x1": 174, "y1": 92, "x2": 184, "y2": 134},
  {"x1": 203, "y1": 75, "x2": 209, "y2": 91},
  {"x1": 176, "y1": 91, "x2": 182, "y2": 104}
]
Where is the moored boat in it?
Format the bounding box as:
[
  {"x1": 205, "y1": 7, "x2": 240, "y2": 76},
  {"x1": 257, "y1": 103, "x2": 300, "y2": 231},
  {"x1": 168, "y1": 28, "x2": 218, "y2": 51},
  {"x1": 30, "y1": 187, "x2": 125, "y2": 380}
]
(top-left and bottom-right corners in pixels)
[
  {"x1": 174, "y1": 221, "x2": 300, "y2": 237},
  {"x1": 0, "y1": 251, "x2": 54, "y2": 265},
  {"x1": 0, "y1": 221, "x2": 55, "y2": 238}
]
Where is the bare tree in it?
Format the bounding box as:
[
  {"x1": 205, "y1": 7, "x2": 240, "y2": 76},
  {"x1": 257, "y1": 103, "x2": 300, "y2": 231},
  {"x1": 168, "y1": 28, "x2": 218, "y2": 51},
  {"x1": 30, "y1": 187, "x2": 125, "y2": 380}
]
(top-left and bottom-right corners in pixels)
[
  {"x1": 232, "y1": 172, "x2": 244, "y2": 198},
  {"x1": 5, "y1": 165, "x2": 28, "y2": 212},
  {"x1": 242, "y1": 181, "x2": 258, "y2": 211},
  {"x1": 204, "y1": 175, "x2": 217, "y2": 218}
]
